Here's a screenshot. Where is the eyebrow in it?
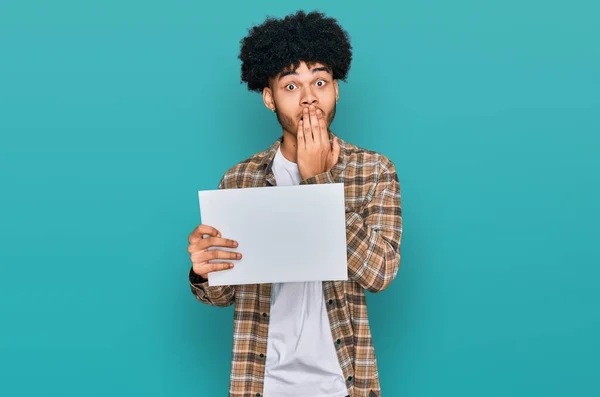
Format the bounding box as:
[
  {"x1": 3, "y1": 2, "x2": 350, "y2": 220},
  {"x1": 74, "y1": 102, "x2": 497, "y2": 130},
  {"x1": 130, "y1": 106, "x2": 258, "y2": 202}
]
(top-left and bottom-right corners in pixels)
[{"x1": 278, "y1": 66, "x2": 332, "y2": 81}]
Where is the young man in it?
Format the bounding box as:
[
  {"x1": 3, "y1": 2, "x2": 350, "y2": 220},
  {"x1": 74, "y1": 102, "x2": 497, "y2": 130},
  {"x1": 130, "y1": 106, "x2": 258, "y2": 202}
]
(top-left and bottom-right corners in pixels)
[{"x1": 187, "y1": 10, "x2": 402, "y2": 397}]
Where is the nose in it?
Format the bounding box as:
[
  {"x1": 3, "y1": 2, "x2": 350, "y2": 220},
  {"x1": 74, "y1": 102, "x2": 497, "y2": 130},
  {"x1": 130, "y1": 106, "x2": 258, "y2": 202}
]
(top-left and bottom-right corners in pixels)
[{"x1": 300, "y1": 86, "x2": 318, "y2": 106}]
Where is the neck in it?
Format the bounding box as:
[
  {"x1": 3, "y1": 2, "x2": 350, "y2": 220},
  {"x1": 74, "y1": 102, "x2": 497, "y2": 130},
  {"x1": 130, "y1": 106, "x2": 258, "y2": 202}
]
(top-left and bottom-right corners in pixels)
[{"x1": 280, "y1": 129, "x2": 298, "y2": 163}]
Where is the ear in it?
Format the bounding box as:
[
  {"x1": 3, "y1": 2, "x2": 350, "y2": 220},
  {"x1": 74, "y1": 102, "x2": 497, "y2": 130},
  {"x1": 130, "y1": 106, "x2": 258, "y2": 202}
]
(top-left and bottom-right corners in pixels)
[
  {"x1": 263, "y1": 86, "x2": 276, "y2": 112},
  {"x1": 334, "y1": 80, "x2": 339, "y2": 103}
]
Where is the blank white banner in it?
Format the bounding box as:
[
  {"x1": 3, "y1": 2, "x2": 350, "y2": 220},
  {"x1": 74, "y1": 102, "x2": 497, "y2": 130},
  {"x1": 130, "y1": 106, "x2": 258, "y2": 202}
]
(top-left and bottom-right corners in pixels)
[{"x1": 198, "y1": 183, "x2": 348, "y2": 286}]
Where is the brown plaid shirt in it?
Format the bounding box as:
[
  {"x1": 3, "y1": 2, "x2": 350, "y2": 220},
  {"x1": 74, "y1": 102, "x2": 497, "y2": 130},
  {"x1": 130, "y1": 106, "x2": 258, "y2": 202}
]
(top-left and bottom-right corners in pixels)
[{"x1": 189, "y1": 131, "x2": 402, "y2": 397}]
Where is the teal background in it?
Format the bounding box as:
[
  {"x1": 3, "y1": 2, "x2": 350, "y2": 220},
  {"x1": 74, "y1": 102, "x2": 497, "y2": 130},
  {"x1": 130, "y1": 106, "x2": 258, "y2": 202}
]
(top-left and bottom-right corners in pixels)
[{"x1": 1, "y1": 0, "x2": 598, "y2": 396}]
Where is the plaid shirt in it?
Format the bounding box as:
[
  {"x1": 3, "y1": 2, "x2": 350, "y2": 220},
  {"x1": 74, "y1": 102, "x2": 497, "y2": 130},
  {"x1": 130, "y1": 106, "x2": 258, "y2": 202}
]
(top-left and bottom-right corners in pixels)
[{"x1": 189, "y1": 131, "x2": 402, "y2": 397}]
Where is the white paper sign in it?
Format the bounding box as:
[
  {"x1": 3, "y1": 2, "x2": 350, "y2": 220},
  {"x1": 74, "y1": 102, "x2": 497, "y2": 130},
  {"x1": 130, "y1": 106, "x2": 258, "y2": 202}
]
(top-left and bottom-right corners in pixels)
[{"x1": 198, "y1": 183, "x2": 348, "y2": 286}]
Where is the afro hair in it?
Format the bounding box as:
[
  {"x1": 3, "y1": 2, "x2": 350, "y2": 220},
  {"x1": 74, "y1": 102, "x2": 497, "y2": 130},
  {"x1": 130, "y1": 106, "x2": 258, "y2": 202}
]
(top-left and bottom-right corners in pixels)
[{"x1": 239, "y1": 10, "x2": 353, "y2": 92}]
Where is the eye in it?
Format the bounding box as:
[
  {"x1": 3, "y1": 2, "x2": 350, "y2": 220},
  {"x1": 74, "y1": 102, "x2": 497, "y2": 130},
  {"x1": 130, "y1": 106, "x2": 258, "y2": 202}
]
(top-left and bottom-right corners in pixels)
[
  {"x1": 316, "y1": 79, "x2": 327, "y2": 87},
  {"x1": 285, "y1": 83, "x2": 297, "y2": 91}
]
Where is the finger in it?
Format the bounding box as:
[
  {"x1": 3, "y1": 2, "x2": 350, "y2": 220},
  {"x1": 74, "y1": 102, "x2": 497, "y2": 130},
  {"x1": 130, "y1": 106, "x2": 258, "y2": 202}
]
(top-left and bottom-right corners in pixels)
[
  {"x1": 317, "y1": 108, "x2": 329, "y2": 147},
  {"x1": 297, "y1": 120, "x2": 305, "y2": 150},
  {"x1": 188, "y1": 237, "x2": 238, "y2": 253},
  {"x1": 303, "y1": 108, "x2": 313, "y2": 146},
  {"x1": 193, "y1": 249, "x2": 242, "y2": 262},
  {"x1": 191, "y1": 251, "x2": 240, "y2": 269},
  {"x1": 193, "y1": 262, "x2": 234, "y2": 278},
  {"x1": 309, "y1": 105, "x2": 320, "y2": 145},
  {"x1": 189, "y1": 224, "x2": 220, "y2": 244}
]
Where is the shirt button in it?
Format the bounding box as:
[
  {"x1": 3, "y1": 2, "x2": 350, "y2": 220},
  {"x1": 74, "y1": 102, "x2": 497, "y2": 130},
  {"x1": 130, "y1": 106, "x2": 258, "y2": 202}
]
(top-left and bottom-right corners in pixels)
[
  {"x1": 255, "y1": 394, "x2": 260, "y2": 397},
  {"x1": 347, "y1": 376, "x2": 353, "y2": 382},
  {"x1": 262, "y1": 313, "x2": 268, "y2": 317},
  {"x1": 336, "y1": 339, "x2": 341, "y2": 345},
  {"x1": 328, "y1": 299, "x2": 333, "y2": 305},
  {"x1": 260, "y1": 353, "x2": 265, "y2": 358}
]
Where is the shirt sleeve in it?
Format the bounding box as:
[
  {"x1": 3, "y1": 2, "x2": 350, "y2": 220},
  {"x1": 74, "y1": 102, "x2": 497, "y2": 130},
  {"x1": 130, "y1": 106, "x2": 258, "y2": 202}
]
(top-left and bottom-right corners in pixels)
[
  {"x1": 189, "y1": 267, "x2": 236, "y2": 307},
  {"x1": 300, "y1": 161, "x2": 402, "y2": 293}
]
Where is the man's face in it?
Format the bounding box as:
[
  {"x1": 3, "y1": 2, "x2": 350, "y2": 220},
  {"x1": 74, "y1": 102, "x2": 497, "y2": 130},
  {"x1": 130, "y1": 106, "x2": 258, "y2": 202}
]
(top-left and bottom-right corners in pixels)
[{"x1": 265, "y1": 61, "x2": 339, "y2": 136}]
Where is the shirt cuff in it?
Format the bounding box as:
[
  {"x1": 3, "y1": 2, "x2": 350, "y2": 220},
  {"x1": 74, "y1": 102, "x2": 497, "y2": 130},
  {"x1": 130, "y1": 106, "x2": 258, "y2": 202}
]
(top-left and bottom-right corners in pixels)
[
  {"x1": 299, "y1": 171, "x2": 335, "y2": 185},
  {"x1": 189, "y1": 267, "x2": 208, "y2": 285}
]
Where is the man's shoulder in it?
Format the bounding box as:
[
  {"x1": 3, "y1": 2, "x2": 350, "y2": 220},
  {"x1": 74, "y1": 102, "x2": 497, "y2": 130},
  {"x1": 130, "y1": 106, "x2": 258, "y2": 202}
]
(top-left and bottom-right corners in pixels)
[{"x1": 340, "y1": 137, "x2": 397, "y2": 174}]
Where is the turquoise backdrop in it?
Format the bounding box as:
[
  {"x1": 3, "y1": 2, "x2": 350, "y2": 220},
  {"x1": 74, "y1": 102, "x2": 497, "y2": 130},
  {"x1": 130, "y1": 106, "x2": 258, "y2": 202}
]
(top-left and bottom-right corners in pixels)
[{"x1": 1, "y1": 1, "x2": 598, "y2": 396}]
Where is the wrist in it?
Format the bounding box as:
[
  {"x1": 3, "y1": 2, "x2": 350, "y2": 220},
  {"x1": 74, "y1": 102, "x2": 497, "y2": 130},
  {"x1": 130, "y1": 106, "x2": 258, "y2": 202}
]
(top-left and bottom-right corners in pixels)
[
  {"x1": 189, "y1": 267, "x2": 209, "y2": 284},
  {"x1": 300, "y1": 170, "x2": 334, "y2": 185}
]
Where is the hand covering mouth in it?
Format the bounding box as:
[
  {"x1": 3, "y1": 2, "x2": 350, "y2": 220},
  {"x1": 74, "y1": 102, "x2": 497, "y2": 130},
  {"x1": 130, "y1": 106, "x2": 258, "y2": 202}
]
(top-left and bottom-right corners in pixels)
[{"x1": 299, "y1": 108, "x2": 324, "y2": 121}]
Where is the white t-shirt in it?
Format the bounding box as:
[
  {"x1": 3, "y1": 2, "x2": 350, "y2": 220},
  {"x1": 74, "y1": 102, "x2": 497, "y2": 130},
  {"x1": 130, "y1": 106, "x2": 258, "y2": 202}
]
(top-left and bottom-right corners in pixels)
[{"x1": 263, "y1": 146, "x2": 348, "y2": 397}]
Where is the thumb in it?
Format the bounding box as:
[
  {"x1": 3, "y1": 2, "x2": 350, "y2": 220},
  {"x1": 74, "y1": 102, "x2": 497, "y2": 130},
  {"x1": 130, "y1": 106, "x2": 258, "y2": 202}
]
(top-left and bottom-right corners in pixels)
[{"x1": 330, "y1": 136, "x2": 341, "y2": 167}]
